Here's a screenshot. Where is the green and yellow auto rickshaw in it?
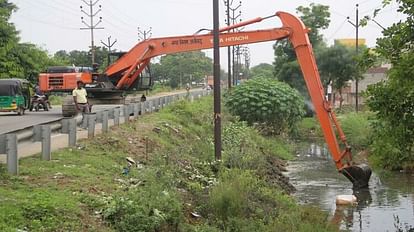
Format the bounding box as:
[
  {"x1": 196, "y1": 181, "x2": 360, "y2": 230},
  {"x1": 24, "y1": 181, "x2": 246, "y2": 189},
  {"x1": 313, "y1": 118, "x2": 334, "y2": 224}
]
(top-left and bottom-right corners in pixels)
[{"x1": 0, "y1": 79, "x2": 31, "y2": 115}]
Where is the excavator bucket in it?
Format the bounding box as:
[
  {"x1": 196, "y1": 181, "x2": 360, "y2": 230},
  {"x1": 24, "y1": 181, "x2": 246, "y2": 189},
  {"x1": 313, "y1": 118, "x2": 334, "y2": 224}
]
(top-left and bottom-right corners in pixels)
[{"x1": 341, "y1": 164, "x2": 372, "y2": 189}]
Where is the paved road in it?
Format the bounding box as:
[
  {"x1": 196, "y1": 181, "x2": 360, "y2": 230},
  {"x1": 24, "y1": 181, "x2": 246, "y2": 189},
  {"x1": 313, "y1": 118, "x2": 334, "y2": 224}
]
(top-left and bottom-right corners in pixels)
[{"x1": 0, "y1": 88, "x2": 206, "y2": 134}]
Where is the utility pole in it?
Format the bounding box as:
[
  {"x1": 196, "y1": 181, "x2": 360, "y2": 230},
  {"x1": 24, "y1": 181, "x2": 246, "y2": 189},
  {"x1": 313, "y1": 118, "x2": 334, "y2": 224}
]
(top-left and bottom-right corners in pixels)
[
  {"x1": 138, "y1": 27, "x2": 152, "y2": 41},
  {"x1": 100, "y1": 36, "x2": 117, "y2": 66},
  {"x1": 347, "y1": 4, "x2": 360, "y2": 112},
  {"x1": 213, "y1": 0, "x2": 222, "y2": 161},
  {"x1": 80, "y1": 0, "x2": 104, "y2": 66},
  {"x1": 223, "y1": 0, "x2": 232, "y2": 89},
  {"x1": 229, "y1": 1, "x2": 242, "y2": 85}
]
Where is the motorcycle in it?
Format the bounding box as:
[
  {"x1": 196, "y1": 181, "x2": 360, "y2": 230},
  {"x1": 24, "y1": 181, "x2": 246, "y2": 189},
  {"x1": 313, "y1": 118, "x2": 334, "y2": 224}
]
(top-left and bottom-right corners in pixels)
[{"x1": 29, "y1": 94, "x2": 49, "y2": 111}]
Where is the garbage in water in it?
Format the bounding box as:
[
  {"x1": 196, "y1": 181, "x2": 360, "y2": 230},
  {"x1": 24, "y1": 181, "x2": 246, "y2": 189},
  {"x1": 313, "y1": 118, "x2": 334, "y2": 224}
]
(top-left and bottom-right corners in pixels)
[{"x1": 335, "y1": 195, "x2": 357, "y2": 205}]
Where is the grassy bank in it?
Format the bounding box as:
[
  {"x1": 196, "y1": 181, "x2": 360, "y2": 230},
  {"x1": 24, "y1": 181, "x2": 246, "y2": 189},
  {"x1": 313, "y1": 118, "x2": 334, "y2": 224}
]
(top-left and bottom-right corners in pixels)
[
  {"x1": 0, "y1": 97, "x2": 334, "y2": 232},
  {"x1": 296, "y1": 112, "x2": 373, "y2": 162}
]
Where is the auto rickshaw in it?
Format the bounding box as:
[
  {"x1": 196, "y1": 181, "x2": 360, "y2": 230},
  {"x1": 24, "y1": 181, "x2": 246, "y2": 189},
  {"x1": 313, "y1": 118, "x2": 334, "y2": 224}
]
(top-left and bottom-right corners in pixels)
[{"x1": 0, "y1": 79, "x2": 31, "y2": 115}]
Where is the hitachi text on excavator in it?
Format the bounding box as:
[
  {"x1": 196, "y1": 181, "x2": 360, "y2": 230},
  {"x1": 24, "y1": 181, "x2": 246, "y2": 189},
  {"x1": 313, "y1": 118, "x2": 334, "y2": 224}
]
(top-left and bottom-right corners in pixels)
[{"x1": 39, "y1": 11, "x2": 372, "y2": 188}]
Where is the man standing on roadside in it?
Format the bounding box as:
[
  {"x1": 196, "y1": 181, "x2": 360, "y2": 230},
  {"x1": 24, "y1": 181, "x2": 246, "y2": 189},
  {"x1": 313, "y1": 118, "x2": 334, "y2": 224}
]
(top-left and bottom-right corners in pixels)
[{"x1": 73, "y1": 81, "x2": 89, "y2": 126}]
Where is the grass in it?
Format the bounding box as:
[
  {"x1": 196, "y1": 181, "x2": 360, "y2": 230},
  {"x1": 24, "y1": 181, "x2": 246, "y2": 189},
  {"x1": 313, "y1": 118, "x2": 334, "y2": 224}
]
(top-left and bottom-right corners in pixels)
[
  {"x1": 0, "y1": 96, "x2": 335, "y2": 232},
  {"x1": 296, "y1": 112, "x2": 373, "y2": 151}
]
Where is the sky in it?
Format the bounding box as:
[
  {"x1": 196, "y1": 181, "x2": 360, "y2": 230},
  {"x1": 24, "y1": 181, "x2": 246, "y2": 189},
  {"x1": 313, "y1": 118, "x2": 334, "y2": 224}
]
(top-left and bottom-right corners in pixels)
[{"x1": 9, "y1": 0, "x2": 404, "y2": 69}]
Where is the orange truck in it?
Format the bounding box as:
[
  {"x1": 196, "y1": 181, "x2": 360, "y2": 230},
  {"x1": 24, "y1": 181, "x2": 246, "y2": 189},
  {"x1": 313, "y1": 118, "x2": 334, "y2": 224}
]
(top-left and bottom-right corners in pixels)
[{"x1": 38, "y1": 11, "x2": 371, "y2": 188}]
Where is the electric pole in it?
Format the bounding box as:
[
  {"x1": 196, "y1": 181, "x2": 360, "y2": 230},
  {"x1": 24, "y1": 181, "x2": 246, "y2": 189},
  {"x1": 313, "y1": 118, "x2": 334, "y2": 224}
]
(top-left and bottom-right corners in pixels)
[
  {"x1": 213, "y1": 0, "x2": 222, "y2": 161},
  {"x1": 347, "y1": 4, "x2": 360, "y2": 112},
  {"x1": 138, "y1": 27, "x2": 152, "y2": 41},
  {"x1": 229, "y1": 1, "x2": 242, "y2": 85},
  {"x1": 80, "y1": 0, "x2": 104, "y2": 66},
  {"x1": 223, "y1": 0, "x2": 232, "y2": 89},
  {"x1": 100, "y1": 36, "x2": 117, "y2": 66}
]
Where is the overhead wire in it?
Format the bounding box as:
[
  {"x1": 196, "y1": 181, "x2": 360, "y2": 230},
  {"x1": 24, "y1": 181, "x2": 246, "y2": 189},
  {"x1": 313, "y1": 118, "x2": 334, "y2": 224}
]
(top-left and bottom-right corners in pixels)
[{"x1": 17, "y1": 15, "x2": 79, "y2": 30}]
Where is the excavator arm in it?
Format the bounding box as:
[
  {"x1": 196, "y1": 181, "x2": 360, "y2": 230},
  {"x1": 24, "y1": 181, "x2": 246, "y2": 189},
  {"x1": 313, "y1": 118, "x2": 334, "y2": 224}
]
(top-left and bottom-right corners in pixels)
[{"x1": 104, "y1": 11, "x2": 371, "y2": 188}]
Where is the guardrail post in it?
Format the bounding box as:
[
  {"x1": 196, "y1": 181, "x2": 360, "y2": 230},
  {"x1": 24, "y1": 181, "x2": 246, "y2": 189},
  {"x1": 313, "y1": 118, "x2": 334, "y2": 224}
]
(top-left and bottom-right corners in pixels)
[
  {"x1": 41, "y1": 125, "x2": 51, "y2": 161},
  {"x1": 114, "y1": 108, "x2": 120, "y2": 126},
  {"x1": 102, "y1": 111, "x2": 109, "y2": 133},
  {"x1": 133, "y1": 104, "x2": 139, "y2": 118},
  {"x1": 7, "y1": 134, "x2": 18, "y2": 175},
  {"x1": 149, "y1": 100, "x2": 154, "y2": 113},
  {"x1": 0, "y1": 134, "x2": 18, "y2": 175},
  {"x1": 87, "y1": 114, "x2": 96, "y2": 138},
  {"x1": 144, "y1": 101, "x2": 150, "y2": 113},
  {"x1": 157, "y1": 98, "x2": 161, "y2": 110},
  {"x1": 123, "y1": 105, "x2": 129, "y2": 123},
  {"x1": 62, "y1": 118, "x2": 79, "y2": 147}
]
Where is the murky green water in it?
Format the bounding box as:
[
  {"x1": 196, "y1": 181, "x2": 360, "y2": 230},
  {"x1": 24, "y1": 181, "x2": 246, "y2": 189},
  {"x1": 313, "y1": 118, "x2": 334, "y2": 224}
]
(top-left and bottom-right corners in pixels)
[{"x1": 287, "y1": 144, "x2": 414, "y2": 232}]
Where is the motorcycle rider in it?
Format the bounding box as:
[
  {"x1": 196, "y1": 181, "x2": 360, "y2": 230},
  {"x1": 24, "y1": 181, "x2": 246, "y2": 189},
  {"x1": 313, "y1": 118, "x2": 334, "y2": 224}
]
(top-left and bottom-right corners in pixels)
[{"x1": 33, "y1": 84, "x2": 52, "y2": 109}]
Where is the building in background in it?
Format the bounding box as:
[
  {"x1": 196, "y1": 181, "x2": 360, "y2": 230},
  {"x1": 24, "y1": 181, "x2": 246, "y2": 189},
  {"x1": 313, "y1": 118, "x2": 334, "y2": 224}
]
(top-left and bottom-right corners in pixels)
[{"x1": 334, "y1": 38, "x2": 366, "y2": 47}]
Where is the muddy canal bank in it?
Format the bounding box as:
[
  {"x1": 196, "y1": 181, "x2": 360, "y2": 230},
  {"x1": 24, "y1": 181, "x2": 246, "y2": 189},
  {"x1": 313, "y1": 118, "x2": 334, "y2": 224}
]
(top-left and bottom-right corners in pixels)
[{"x1": 287, "y1": 143, "x2": 414, "y2": 232}]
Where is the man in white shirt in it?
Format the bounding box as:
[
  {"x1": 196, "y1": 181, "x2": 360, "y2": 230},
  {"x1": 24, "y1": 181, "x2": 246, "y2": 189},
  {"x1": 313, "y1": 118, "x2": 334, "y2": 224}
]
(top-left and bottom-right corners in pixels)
[{"x1": 72, "y1": 81, "x2": 90, "y2": 126}]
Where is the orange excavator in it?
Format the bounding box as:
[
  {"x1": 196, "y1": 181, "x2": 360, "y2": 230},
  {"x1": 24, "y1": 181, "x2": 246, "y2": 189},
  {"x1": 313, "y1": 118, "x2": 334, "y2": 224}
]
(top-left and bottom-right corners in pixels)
[{"x1": 39, "y1": 11, "x2": 371, "y2": 188}]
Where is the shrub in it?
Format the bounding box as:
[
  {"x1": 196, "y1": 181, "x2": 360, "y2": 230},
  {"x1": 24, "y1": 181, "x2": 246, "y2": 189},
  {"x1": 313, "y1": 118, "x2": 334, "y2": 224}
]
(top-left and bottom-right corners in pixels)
[{"x1": 225, "y1": 77, "x2": 305, "y2": 134}]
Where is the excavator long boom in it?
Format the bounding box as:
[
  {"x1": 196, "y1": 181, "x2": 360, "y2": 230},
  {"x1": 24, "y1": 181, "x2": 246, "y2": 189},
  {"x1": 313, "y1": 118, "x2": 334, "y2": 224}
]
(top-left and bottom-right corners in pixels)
[{"x1": 105, "y1": 11, "x2": 371, "y2": 188}]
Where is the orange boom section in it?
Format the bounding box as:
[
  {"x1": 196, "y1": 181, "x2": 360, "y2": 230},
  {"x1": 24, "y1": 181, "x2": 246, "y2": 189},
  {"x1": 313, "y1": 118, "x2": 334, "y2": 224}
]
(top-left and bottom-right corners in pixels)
[{"x1": 39, "y1": 66, "x2": 93, "y2": 93}]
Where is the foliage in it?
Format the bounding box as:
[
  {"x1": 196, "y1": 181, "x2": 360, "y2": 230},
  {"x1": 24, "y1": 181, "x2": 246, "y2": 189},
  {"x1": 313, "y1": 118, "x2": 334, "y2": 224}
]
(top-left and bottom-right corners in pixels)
[
  {"x1": 103, "y1": 172, "x2": 182, "y2": 232},
  {"x1": 365, "y1": 0, "x2": 414, "y2": 170},
  {"x1": 151, "y1": 51, "x2": 212, "y2": 88},
  {"x1": 317, "y1": 44, "x2": 359, "y2": 108},
  {"x1": 53, "y1": 46, "x2": 110, "y2": 70},
  {"x1": 0, "y1": 1, "x2": 58, "y2": 82},
  {"x1": 273, "y1": 3, "x2": 330, "y2": 94},
  {"x1": 249, "y1": 63, "x2": 274, "y2": 79},
  {"x1": 225, "y1": 77, "x2": 305, "y2": 134}
]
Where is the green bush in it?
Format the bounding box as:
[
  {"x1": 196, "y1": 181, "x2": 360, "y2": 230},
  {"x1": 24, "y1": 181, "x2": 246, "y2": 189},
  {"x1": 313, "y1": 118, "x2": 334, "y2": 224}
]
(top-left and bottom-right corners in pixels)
[{"x1": 225, "y1": 77, "x2": 305, "y2": 134}]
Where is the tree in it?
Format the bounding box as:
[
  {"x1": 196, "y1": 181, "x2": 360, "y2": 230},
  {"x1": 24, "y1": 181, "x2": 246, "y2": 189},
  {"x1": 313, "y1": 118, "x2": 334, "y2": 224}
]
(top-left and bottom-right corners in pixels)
[
  {"x1": 151, "y1": 51, "x2": 212, "y2": 88},
  {"x1": 0, "y1": 0, "x2": 20, "y2": 78},
  {"x1": 225, "y1": 77, "x2": 305, "y2": 135},
  {"x1": 365, "y1": 0, "x2": 414, "y2": 170},
  {"x1": 0, "y1": 1, "x2": 58, "y2": 82},
  {"x1": 13, "y1": 43, "x2": 59, "y2": 82},
  {"x1": 273, "y1": 3, "x2": 330, "y2": 94},
  {"x1": 317, "y1": 44, "x2": 357, "y2": 108},
  {"x1": 249, "y1": 63, "x2": 274, "y2": 79},
  {"x1": 53, "y1": 46, "x2": 110, "y2": 69}
]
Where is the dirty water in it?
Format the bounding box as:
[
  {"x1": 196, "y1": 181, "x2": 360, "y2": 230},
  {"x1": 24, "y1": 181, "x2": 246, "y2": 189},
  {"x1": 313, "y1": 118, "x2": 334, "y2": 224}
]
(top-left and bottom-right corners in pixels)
[{"x1": 287, "y1": 143, "x2": 414, "y2": 232}]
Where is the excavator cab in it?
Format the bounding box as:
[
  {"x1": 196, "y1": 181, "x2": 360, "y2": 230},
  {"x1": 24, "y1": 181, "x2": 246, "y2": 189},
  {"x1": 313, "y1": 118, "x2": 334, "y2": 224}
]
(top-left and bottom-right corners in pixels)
[{"x1": 129, "y1": 66, "x2": 153, "y2": 91}]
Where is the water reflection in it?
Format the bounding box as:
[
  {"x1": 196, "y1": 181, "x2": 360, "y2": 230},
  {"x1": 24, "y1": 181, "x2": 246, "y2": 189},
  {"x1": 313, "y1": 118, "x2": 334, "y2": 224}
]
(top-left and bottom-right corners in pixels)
[{"x1": 287, "y1": 143, "x2": 414, "y2": 232}]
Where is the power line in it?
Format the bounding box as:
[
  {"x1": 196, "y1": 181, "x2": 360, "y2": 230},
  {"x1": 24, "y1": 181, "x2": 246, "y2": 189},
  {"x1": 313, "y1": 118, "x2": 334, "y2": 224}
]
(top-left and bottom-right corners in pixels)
[
  {"x1": 17, "y1": 15, "x2": 79, "y2": 30},
  {"x1": 327, "y1": 18, "x2": 348, "y2": 40},
  {"x1": 80, "y1": 0, "x2": 104, "y2": 66}
]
